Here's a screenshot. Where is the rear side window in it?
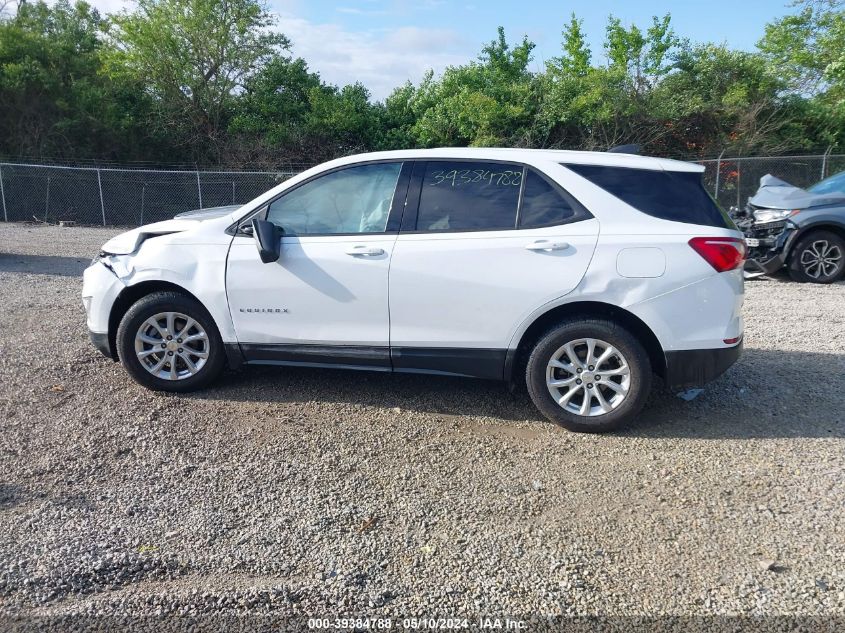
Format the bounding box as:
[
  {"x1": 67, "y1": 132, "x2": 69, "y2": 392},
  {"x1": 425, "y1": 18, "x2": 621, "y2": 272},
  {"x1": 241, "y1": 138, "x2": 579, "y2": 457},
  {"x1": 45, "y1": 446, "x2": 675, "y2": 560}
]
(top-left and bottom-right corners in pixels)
[
  {"x1": 415, "y1": 161, "x2": 521, "y2": 231},
  {"x1": 518, "y1": 169, "x2": 578, "y2": 228},
  {"x1": 563, "y1": 163, "x2": 732, "y2": 228}
]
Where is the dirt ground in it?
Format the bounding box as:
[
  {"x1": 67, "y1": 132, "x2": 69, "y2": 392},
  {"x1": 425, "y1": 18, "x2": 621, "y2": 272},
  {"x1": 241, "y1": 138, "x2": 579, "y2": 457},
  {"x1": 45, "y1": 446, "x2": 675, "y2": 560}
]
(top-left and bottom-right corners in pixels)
[{"x1": 0, "y1": 223, "x2": 843, "y2": 629}]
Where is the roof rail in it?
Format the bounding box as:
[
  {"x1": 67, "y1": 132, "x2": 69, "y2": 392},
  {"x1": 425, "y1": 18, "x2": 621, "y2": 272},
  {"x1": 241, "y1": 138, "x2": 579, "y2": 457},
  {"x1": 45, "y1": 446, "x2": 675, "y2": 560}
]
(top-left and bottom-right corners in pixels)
[{"x1": 607, "y1": 144, "x2": 640, "y2": 155}]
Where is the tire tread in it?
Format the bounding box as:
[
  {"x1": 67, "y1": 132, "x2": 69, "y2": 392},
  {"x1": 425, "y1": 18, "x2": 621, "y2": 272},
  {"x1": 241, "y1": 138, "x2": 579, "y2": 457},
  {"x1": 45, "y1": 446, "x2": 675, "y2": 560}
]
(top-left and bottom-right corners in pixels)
[
  {"x1": 116, "y1": 291, "x2": 225, "y2": 392},
  {"x1": 525, "y1": 317, "x2": 652, "y2": 433}
]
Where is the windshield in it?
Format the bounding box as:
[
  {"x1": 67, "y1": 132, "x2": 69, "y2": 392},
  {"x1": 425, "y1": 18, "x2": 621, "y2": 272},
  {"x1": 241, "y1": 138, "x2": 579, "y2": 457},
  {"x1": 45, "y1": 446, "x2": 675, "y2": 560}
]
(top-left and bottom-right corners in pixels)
[{"x1": 809, "y1": 170, "x2": 845, "y2": 194}]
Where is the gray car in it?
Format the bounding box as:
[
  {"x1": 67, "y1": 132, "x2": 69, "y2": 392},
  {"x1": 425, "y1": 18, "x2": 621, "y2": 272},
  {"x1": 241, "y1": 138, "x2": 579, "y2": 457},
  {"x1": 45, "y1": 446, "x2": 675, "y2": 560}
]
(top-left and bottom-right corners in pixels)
[{"x1": 736, "y1": 172, "x2": 845, "y2": 283}]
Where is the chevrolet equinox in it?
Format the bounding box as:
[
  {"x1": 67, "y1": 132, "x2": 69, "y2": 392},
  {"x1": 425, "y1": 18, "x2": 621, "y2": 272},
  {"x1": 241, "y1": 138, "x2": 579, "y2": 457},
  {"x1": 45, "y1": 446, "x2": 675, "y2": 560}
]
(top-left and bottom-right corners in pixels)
[{"x1": 82, "y1": 149, "x2": 745, "y2": 432}]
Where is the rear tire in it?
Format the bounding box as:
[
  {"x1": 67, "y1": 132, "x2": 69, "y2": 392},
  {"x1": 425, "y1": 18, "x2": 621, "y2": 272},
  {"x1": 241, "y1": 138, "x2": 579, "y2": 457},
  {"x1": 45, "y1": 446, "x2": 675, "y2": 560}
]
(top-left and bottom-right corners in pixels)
[
  {"x1": 525, "y1": 319, "x2": 652, "y2": 433},
  {"x1": 788, "y1": 230, "x2": 845, "y2": 283},
  {"x1": 116, "y1": 291, "x2": 225, "y2": 392}
]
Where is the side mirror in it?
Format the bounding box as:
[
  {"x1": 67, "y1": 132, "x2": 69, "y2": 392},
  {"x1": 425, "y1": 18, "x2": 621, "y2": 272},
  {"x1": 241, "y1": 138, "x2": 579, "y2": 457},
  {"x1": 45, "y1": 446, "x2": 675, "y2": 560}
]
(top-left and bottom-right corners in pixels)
[{"x1": 251, "y1": 218, "x2": 281, "y2": 263}]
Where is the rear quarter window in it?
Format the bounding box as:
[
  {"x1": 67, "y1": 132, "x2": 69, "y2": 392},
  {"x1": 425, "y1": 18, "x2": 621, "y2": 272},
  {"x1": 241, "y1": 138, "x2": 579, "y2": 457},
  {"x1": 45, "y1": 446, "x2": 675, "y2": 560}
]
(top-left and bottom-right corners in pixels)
[
  {"x1": 518, "y1": 169, "x2": 583, "y2": 228},
  {"x1": 563, "y1": 163, "x2": 733, "y2": 229}
]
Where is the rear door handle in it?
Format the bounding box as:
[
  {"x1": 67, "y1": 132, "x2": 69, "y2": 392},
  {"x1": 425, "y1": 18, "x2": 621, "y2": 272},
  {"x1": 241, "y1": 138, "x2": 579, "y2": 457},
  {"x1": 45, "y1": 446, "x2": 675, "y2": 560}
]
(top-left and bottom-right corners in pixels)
[
  {"x1": 525, "y1": 240, "x2": 570, "y2": 251},
  {"x1": 345, "y1": 245, "x2": 385, "y2": 257}
]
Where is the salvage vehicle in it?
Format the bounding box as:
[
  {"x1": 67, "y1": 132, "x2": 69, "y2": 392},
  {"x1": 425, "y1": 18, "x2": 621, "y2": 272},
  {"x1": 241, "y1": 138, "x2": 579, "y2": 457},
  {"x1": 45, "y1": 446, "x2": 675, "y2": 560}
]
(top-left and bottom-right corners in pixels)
[
  {"x1": 735, "y1": 172, "x2": 845, "y2": 283},
  {"x1": 82, "y1": 148, "x2": 745, "y2": 433}
]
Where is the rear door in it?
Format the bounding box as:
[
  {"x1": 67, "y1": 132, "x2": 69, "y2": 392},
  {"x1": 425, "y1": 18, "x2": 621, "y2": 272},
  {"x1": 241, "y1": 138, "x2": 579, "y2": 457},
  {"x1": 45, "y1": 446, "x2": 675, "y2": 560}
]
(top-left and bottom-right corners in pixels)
[{"x1": 388, "y1": 160, "x2": 600, "y2": 378}]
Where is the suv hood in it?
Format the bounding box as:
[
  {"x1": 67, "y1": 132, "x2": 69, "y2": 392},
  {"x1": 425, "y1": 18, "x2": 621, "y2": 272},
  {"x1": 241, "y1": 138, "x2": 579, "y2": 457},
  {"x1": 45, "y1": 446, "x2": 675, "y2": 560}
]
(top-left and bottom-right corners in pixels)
[
  {"x1": 100, "y1": 218, "x2": 210, "y2": 255},
  {"x1": 100, "y1": 205, "x2": 242, "y2": 255},
  {"x1": 174, "y1": 204, "x2": 241, "y2": 220},
  {"x1": 749, "y1": 174, "x2": 845, "y2": 210}
]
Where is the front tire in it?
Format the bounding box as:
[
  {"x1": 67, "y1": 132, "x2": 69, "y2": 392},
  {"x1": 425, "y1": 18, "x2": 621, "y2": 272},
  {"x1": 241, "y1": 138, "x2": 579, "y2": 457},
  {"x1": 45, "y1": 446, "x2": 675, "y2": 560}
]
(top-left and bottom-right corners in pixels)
[
  {"x1": 525, "y1": 319, "x2": 652, "y2": 433},
  {"x1": 116, "y1": 291, "x2": 225, "y2": 392},
  {"x1": 788, "y1": 230, "x2": 845, "y2": 283}
]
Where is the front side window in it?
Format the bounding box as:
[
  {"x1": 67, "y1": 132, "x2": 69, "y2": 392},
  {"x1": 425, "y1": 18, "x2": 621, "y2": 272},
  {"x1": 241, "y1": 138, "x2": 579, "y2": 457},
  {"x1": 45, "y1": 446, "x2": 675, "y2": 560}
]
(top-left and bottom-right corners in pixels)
[
  {"x1": 267, "y1": 162, "x2": 402, "y2": 235},
  {"x1": 415, "y1": 161, "x2": 522, "y2": 231}
]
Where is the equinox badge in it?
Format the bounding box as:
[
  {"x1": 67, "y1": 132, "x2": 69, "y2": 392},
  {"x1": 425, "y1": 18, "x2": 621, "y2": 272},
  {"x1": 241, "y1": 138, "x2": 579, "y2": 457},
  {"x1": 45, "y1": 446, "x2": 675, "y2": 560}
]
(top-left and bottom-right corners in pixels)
[{"x1": 239, "y1": 308, "x2": 288, "y2": 313}]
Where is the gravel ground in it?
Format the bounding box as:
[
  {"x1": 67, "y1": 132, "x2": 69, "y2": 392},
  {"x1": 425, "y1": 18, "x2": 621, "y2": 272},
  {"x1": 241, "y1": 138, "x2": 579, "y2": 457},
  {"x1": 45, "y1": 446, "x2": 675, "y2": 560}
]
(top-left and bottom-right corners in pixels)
[{"x1": 0, "y1": 223, "x2": 843, "y2": 630}]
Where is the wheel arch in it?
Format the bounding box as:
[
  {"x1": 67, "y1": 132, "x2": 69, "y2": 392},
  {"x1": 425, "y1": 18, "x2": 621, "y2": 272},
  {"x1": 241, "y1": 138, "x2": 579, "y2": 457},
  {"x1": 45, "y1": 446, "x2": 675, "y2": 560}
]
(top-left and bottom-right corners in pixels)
[
  {"x1": 787, "y1": 222, "x2": 845, "y2": 261},
  {"x1": 505, "y1": 301, "x2": 666, "y2": 383},
  {"x1": 107, "y1": 281, "x2": 209, "y2": 361}
]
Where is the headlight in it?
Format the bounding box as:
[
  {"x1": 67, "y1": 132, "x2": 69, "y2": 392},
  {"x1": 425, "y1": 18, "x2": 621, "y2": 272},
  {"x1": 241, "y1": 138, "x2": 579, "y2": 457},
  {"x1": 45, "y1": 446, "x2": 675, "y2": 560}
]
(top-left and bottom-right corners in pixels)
[
  {"x1": 92, "y1": 252, "x2": 134, "y2": 278},
  {"x1": 753, "y1": 208, "x2": 798, "y2": 224}
]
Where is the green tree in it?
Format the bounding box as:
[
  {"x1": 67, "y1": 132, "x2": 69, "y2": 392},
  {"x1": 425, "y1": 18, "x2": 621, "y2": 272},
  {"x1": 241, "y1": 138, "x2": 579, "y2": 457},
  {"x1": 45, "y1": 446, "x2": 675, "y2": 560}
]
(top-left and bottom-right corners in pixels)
[
  {"x1": 306, "y1": 82, "x2": 382, "y2": 160},
  {"x1": 556, "y1": 13, "x2": 591, "y2": 78},
  {"x1": 376, "y1": 80, "x2": 419, "y2": 150},
  {"x1": 539, "y1": 14, "x2": 678, "y2": 151},
  {"x1": 229, "y1": 55, "x2": 384, "y2": 165},
  {"x1": 605, "y1": 13, "x2": 677, "y2": 92},
  {"x1": 389, "y1": 27, "x2": 539, "y2": 148},
  {"x1": 228, "y1": 55, "x2": 324, "y2": 164},
  {"x1": 0, "y1": 0, "x2": 157, "y2": 160},
  {"x1": 759, "y1": 0, "x2": 845, "y2": 148},
  {"x1": 759, "y1": 0, "x2": 845, "y2": 94},
  {"x1": 651, "y1": 44, "x2": 806, "y2": 156},
  {"x1": 106, "y1": 0, "x2": 288, "y2": 160}
]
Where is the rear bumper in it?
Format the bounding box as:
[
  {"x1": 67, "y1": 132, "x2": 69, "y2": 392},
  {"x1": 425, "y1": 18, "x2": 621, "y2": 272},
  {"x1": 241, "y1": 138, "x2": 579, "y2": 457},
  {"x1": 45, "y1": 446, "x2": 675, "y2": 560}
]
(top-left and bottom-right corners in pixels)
[{"x1": 664, "y1": 339, "x2": 743, "y2": 391}]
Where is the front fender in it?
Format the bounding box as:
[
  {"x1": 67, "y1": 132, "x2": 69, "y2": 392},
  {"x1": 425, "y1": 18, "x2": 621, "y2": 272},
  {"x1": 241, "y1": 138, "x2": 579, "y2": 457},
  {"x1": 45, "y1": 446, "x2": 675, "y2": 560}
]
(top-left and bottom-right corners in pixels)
[
  {"x1": 789, "y1": 213, "x2": 845, "y2": 245},
  {"x1": 117, "y1": 243, "x2": 237, "y2": 343}
]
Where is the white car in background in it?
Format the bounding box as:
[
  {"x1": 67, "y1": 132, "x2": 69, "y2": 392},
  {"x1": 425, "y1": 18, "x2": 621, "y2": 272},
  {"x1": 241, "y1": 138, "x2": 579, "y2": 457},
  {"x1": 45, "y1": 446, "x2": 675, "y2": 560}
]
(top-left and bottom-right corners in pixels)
[{"x1": 82, "y1": 148, "x2": 745, "y2": 432}]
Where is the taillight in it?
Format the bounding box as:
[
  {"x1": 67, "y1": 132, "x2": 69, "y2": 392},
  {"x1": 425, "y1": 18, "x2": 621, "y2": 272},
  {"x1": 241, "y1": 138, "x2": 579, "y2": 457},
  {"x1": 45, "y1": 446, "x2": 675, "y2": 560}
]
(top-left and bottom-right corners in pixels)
[{"x1": 688, "y1": 237, "x2": 746, "y2": 272}]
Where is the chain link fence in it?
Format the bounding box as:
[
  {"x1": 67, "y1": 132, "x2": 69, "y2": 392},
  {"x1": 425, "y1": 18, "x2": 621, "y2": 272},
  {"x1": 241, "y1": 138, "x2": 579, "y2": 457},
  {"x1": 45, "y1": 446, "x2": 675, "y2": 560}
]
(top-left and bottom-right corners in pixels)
[
  {"x1": 0, "y1": 163, "x2": 301, "y2": 227},
  {"x1": 698, "y1": 152, "x2": 843, "y2": 210},
  {"x1": 1, "y1": 154, "x2": 843, "y2": 227}
]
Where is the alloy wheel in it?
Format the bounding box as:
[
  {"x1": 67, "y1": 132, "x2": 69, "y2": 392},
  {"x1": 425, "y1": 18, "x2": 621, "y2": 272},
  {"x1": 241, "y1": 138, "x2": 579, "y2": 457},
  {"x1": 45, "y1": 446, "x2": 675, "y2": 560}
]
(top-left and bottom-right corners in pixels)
[
  {"x1": 546, "y1": 337, "x2": 631, "y2": 417},
  {"x1": 134, "y1": 311, "x2": 209, "y2": 380},
  {"x1": 800, "y1": 239, "x2": 843, "y2": 279}
]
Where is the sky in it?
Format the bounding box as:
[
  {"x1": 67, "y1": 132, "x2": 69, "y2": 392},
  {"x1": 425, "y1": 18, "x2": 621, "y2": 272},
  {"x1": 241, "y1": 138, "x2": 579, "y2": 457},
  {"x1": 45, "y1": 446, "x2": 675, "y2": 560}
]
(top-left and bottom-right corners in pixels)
[{"x1": 60, "y1": 0, "x2": 796, "y2": 100}]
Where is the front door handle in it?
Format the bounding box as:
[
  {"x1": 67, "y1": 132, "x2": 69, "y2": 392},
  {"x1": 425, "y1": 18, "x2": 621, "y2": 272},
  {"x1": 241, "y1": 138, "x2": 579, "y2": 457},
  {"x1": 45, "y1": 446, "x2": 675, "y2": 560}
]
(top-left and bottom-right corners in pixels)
[
  {"x1": 345, "y1": 245, "x2": 385, "y2": 257},
  {"x1": 525, "y1": 240, "x2": 570, "y2": 252}
]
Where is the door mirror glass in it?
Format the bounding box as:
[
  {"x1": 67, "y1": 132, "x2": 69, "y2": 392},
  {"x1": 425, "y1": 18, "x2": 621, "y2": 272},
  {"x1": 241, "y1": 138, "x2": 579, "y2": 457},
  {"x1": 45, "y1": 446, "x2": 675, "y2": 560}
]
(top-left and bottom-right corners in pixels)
[{"x1": 251, "y1": 218, "x2": 282, "y2": 263}]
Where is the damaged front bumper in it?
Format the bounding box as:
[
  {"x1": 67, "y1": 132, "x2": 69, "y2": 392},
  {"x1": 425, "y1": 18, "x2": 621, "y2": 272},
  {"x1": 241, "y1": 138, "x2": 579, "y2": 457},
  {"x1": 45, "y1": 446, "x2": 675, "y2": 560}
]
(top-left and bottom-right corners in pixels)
[
  {"x1": 82, "y1": 260, "x2": 127, "y2": 359},
  {"x1": 740, "y1": 218, "x2": 798, "y2": 276}
]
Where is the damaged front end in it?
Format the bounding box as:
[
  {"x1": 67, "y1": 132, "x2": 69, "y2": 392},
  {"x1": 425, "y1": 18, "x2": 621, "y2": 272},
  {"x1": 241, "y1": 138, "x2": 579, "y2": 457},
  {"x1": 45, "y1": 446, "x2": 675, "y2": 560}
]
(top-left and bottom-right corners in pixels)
[
  {"x1": 732, "y1": 204, "x2": 798, "y2": 277},
  {"x1": 730, "y1": 173, "x2": 845, "y2": 278}
]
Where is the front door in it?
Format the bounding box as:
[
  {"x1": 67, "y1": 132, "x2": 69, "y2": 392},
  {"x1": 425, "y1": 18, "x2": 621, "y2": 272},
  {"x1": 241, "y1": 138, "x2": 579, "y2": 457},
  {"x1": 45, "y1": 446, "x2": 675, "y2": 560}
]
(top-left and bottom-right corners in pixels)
[{"x1": 226, "y1": 161, "x2": 407, "y2": 369}]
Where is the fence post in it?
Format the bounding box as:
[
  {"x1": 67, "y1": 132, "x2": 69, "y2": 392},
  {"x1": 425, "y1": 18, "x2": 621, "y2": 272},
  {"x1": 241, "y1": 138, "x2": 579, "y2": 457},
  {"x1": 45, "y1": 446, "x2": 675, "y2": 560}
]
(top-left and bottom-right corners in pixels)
[
  {"x1": 735, "y1": 158, "x2": 742, "y2": 209},
  {"x1": 140, "y1": 184, "x2": 146, "y2": 225},
  {"x1": 714, "y1": 150, "x2": 724, "y2": 200},
  {"x1": 44, "y1": 176, "x2": 51, "y2": 222},
  {"x1": 196, "y1": 170, "x2": 203, "y2": 209},
  {"x1": 96, "y1": 169, "x2": 107, "y2": 226},
  {"x1": 822, "y1": 146, "x2": 832, "y2": 180},
  {"x1": 0, "y1": 164, "x2": 7, "y2": 222},
  {"x1": 232, "y1": 181, "x2": 236, "y2": 204}
]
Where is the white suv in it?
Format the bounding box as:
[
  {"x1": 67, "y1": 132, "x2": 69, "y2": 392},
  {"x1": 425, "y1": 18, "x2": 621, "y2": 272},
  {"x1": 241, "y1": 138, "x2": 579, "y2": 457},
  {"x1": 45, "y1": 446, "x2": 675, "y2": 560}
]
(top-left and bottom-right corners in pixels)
[{"x1": 82, "y1": 149, "x2": 745, "y2": 432}]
